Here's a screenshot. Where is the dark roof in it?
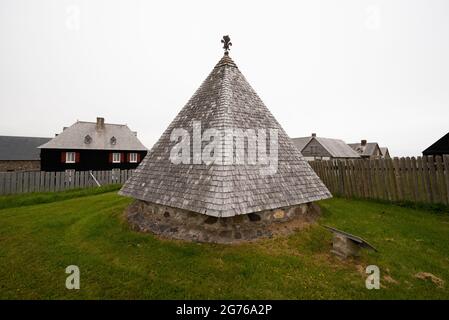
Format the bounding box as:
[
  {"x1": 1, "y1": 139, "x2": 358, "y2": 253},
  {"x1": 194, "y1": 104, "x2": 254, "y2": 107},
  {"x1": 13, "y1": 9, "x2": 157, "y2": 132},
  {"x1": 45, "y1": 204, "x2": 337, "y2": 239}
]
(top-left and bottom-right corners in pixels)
[
  {"x1": 292, "y1": 136, "x2": 360, "y2": 158},
  {"x1": 348, "y1": 142, "x2": 380, "y2": 157},
  {"x1": 423, "y1": 132, "x2": 449, "y2": 155},
  {"x1": 0, "y1": 136, "x2": 51, "y2": 160},
  {"x1": 119, "y1": 53, "x2": 331, "y2": 217},
  {"x1": 38, "y1": 121, "x2": 147, "y2": 151}
]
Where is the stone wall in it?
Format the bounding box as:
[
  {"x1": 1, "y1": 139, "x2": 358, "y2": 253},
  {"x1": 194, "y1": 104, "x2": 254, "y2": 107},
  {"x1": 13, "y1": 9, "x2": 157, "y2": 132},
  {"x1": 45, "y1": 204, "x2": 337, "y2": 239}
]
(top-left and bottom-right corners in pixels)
[
  {"x1": 125, "y1": 200, "x2": 321, "y2": 244},
  {"x1": 0, "y1": 160, "x2": 41, "y2": 172}
]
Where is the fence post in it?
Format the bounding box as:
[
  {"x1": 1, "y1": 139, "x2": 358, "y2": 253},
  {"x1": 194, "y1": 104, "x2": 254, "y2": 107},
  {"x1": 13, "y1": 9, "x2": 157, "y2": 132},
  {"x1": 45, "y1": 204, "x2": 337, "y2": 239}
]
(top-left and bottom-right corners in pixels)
[{"x1": 435, "y1": 156, "x2": 448, "y2": 205}]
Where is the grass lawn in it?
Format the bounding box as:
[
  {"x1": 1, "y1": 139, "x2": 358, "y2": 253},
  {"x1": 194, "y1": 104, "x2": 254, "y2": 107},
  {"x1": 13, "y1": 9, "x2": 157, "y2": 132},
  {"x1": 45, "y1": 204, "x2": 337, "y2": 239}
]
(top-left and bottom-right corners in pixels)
[{"x1": 0, "y1": 188, "x2": 448, "y2": 299}]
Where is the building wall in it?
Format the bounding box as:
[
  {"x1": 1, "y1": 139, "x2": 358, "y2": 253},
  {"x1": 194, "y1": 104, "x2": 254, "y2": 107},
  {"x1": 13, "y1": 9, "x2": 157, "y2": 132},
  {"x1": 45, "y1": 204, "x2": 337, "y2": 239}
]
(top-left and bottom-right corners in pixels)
[
  {"x1": 0, "y1": 160, "x2": 41, "y2": 172},
  {"x1": 40, "y1": 149, "x2": 147, "y2": 172},
  {"x1": 301, "y1": 139, "x2": 332, "y2": 160}
]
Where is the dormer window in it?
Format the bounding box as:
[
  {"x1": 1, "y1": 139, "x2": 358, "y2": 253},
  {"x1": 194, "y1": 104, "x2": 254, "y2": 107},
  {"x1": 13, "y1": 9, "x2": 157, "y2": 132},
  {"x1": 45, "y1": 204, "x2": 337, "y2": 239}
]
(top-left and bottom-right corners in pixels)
[
  {"x1": 84, "y1": 135, "x2": 92, "y2": 144},
  {"x1": 110, "y1": 136, "x2": 117, "y2": 145}
]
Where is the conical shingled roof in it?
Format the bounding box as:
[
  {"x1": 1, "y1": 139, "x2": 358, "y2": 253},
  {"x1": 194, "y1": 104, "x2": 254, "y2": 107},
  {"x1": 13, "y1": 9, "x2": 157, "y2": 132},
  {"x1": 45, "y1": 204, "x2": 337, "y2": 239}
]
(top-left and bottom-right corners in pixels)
[{"x1": 119, "y1": 53, "x2": 331, "y2": 217}]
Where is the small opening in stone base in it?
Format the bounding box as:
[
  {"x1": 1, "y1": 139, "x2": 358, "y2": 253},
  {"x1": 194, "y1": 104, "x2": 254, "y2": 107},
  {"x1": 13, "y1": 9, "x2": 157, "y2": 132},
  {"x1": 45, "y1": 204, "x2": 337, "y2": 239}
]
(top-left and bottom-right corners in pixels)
[
  {"x1": 248, "y1": 213, "x2": 261, "y2": 222},
  {"x1": 204, "y1": 216, "x2": 218, "y2": 224}
]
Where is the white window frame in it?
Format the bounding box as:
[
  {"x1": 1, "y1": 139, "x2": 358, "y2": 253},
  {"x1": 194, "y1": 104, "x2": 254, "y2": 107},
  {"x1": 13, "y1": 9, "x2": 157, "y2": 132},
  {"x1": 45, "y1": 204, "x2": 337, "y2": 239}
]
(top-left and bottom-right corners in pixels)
[
  {"x1": 66, "y1": 152, "x2": 76, "y2": 163},
  {"x1": 112, "y1": 152, "x2": 121, "y2": 163},
  {"x1": 129, "y1": 153, "x2": 138, "y2": 163}
]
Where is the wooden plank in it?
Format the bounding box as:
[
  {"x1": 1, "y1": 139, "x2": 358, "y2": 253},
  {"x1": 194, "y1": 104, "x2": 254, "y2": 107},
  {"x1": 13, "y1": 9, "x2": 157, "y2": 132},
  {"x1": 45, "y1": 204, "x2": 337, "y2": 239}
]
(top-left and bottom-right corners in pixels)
[
  {"x1": 443, "y1": 155, "x2": 449, "y2": 202},
  {"x1": 360, "y1": 159, "x2": 367, "y2": 199},
  {"x1": 325, "y1": 161, "x2": 333, "y2": 193},
  {"x1": 85, "y1": 171, "x2": 91, "y2": 188},
  {"x1": 337, "y1": 161, "x2": 344, "y2": 196},
  {"x1": 344, "y1": 160, "x2": 351, "y2": 197},
  {"x1": 30, "y1": 172, "x2": 36, "y2": 193},
  {"x1": 392, "y1": 158, "x2": 402, "y2": 201},
  {"x1": 50, "y1": 172, "x2": 55, "y2": 192},
  {"x1": 386, "y1": 158, "x2": 396, "y2": 201},
  {"x1": 422, "y1": 156, "x2": 433, "y2": 203},
  {"x1": 70, "y1": 171, "x2": 75, "y2": 189},
  {"x1": 377, "y1": 159, "x2": 384, "y2": 200},
  {"x1": 22, "y1": 172, "x2": 29, "y2": 193},
  {"x1": 349, "y1": 160, "x2": 357, "y2": 198},
  {"x1": 379, "y1": 159, "x2": 388, "y2": 201},
  {"x1": 1, "y1": 172, "x2": 7, "y2": 195},
  {"x1": 410, "y1": 157, "x2": 421, "y2": 203},
  {"x1": 45, "y1": 172, "x2": 51, "y2": 192},
  {"x1": 352, "y1": 160, "x2": 361, "y2": 198},
  {"x1": 427, "y1": 156, "x2": 440, "y2": 204},
  {"x1": 435, "y1": 156, "x2": 448, "y2": 205},
  {"x1": 40, "y1": 172, "x2": 45, "y2": 192},
  {"x1": 34, "y1": 171, "x2": 40, "y2": 192},
  {"x1": 124, "y1": 170, "x2": 129, "y2": 184},
  {"x1": 9, "y1": 172, "x2": 17, "y2": 195},
  {"x1": 370, "y1": 159, "x2": 378, "y2": 199},
  {"x1": 55, "y1": 172, "x2": 60, "y2": 191},
  {"x1": 4, "y1": 172, "x2": 11, "y2": 195},
  {"x1": 79, "y1": 171, "x2": 84, "y2": 188},
  {"x1": 0, "y1": 172, "x2": 5, "y2": 195},
  {"x1": 370, "y1": 160, "x2": 378, "y2": 199},
  {"x1": 340, "y1": 160, "x2": 348, "y2": 197},
  {"x1": 360, "y1": 160, "x2": 368, "y2": 198},
  {"x1": 399, "y1": 158, "x2": 410, "y2": 201},
  {"x1": 74, "y1": 171, "x2": 79, "y2": 189},
  {"x1": 317, "y1": 162, "x2": 326, "y2": 190},
  {"x1": 417, "y1": 157, "x2": 429, "y2": 203},
  {"x1": 405, "y1": 157, "x2": 416, "y2": 202},
  {"x1": 107, "y1": 170, "x2": 112, "y2": 185}
]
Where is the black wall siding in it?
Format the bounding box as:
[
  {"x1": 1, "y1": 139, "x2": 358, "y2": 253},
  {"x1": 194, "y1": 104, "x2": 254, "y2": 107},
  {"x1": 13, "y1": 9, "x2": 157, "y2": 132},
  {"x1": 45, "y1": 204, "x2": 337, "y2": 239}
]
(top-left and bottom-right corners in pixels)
[{"x1": 40, "y1": 149, "x2": 147, "y2": 172}]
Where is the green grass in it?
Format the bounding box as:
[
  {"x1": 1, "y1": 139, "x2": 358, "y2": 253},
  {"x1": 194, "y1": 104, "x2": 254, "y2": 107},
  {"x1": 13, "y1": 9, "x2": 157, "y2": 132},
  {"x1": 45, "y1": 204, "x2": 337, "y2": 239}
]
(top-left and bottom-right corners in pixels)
[
  {"x1": 0, "y1": 189, "x2": 448, "y2": 299},
  {"x1": 0, "y1": 184, "x2": 121, "y2": 210}
]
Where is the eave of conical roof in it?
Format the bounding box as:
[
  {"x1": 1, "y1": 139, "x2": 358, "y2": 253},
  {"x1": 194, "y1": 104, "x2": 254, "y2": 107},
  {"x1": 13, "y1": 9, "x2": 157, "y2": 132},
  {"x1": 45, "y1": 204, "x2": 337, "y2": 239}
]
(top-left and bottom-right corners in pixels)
[{"x1": 119, "y1": 53, "x2": 331, "y2": 217}]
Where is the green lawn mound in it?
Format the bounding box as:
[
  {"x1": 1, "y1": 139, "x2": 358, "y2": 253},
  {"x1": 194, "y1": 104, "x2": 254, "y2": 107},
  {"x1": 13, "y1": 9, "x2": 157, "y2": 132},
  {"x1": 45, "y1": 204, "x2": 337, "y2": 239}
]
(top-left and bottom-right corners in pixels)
[{"x1": 0, "y1": 188, "x2": 448, "y2": 299}]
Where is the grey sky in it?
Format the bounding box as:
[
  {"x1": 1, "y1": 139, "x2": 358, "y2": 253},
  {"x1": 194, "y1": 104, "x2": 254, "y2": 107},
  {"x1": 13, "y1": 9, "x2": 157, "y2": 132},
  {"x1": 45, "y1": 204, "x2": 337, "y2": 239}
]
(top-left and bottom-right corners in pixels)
[{"x1": 1, "y1": 0, "x2": 448, "y2": 156}]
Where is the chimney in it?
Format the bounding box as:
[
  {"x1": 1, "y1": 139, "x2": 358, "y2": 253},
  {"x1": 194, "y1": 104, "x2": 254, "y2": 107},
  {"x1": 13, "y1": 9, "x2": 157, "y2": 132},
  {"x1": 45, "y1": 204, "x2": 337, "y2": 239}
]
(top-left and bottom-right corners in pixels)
[
  {"x1": 361, "y1": 139, "x2": 367, "y2": 146},
  {"x1": 96, "y1": 117, "x2": 105, "y2": 130},
  {"x1": 311, "y1": 133, "x2": 317, "y2": 137},
  {"x1": 63, "y1": 127, "x2": 68, "y2": 131},
  {"x1": 132, "y1": 131, "x2": 137, "y2": 137}
]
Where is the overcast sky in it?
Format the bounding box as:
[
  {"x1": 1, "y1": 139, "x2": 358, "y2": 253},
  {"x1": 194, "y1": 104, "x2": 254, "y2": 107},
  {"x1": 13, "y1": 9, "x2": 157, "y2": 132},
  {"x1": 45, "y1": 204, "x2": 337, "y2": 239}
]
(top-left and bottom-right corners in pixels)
[{"x1": 1, "y1": 0, "x2": 448, "y2": 156}]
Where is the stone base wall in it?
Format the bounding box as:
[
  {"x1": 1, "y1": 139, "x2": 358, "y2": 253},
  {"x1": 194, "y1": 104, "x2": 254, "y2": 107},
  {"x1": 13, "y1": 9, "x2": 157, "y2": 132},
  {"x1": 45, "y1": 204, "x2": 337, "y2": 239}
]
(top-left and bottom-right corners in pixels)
[
  {"x1": 0, "y1": 160, "x2": 41, "y2": 172},
  {"x1": 125, "y1": 200, "x2": 321, "y2": 244}
]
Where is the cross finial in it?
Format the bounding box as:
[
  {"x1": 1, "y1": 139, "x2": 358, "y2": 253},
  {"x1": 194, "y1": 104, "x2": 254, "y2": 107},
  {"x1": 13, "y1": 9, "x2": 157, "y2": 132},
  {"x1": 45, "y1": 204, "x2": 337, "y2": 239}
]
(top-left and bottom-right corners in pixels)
[{"x1": 221, "y1": 35, "x2": 232, "y2": 55}]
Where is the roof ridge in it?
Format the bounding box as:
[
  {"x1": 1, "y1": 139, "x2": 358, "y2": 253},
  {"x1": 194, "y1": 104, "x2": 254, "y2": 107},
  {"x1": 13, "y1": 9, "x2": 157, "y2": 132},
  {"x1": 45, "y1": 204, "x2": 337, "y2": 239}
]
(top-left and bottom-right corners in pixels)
[{"x1": 76, "y1": 121, "x2": 128, "y2": 127}]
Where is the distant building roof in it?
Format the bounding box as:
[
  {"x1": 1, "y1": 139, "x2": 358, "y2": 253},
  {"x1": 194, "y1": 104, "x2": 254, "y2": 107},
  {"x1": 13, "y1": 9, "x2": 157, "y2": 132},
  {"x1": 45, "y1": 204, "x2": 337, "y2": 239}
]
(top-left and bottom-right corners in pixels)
[
  {"x1": 380, "y1": 147, "x2": 390, "y2": 157},
  {"x1": 423, "y1": 132, "x2": 449, "y2": 156},
  {"x1": 348, "y1": 140, "x2": 381, "y2": 157},
  {"x1": 0, "y1": 136, "x2": 51, "y2": 160},
  {"x1": 292, "y1": 135, "x2": 360, "y2": 158},
  {"x1": 38, "y1": 118, "x2": 147, "y2": 151}
]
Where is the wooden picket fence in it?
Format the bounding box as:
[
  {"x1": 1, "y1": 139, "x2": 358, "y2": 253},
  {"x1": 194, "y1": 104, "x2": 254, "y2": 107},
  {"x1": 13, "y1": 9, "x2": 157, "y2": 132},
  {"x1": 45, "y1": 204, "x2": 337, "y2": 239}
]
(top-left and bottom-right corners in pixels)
[
  {"x1": 309, "y1": 156, "x2": 449, "y2": 206},
  {"x1": 0, "y1": 169, "x2": 133, "y2": 195}
]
